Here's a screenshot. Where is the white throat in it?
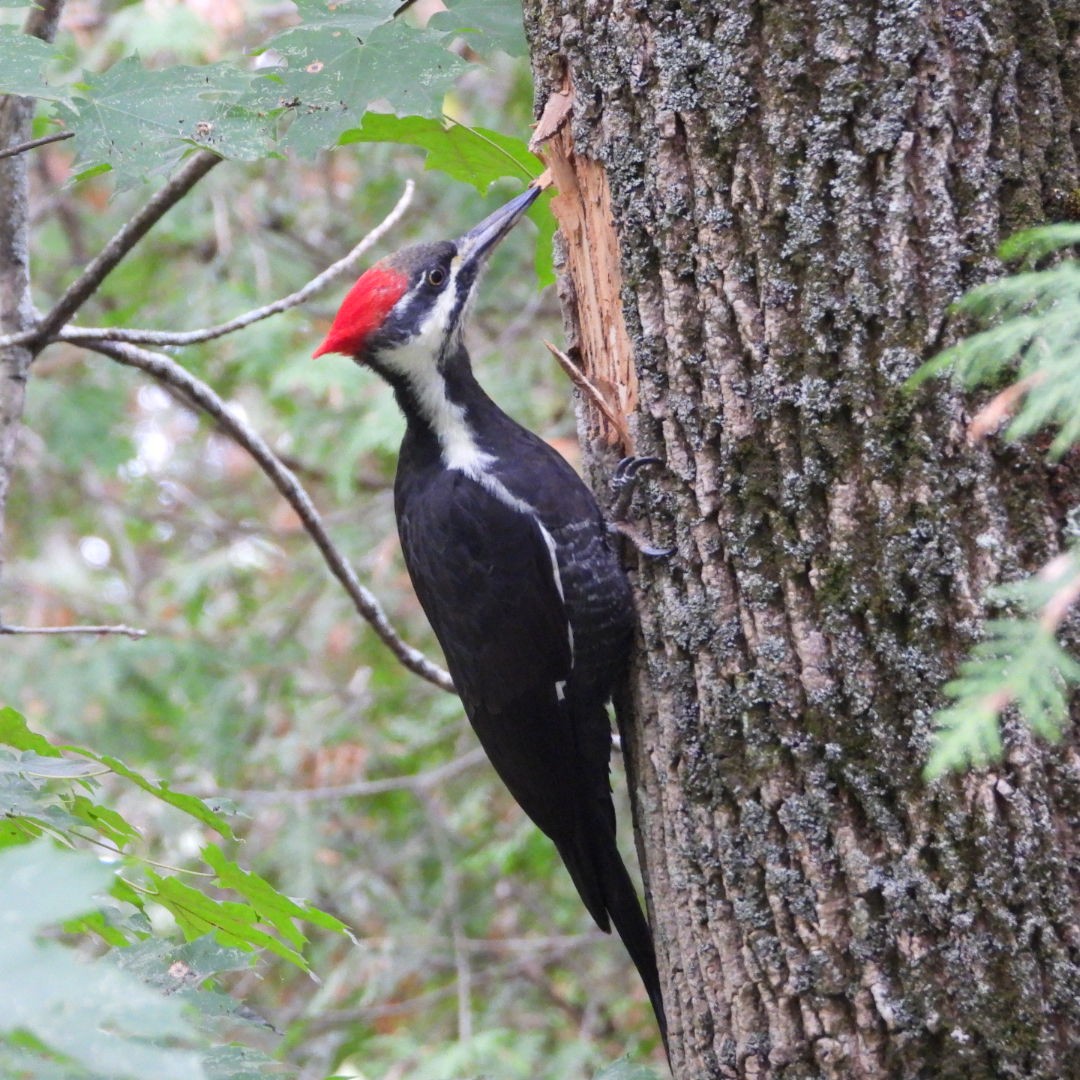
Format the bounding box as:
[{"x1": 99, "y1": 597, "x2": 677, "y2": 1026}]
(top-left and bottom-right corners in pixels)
[{"x1": 379, "y1": 270, "x2": 493, "y2": 475}]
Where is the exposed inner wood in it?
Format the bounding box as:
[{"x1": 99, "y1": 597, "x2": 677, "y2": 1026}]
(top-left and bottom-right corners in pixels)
[{"x1": 532, "y1": 82, "x2": 636, "y2": 451}]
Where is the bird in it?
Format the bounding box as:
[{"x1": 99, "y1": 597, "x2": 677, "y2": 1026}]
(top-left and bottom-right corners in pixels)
[{"x1": 313, "y1": 185, "x2": 666, "y2": 1044}]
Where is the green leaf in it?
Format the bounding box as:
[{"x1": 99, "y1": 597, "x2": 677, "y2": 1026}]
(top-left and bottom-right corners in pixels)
[
  {"x1": 340, "y1": 112, "x2": 538, "y2": 190},
  {"x1": 430, "y1": 0, "x2": 529, "y2": 57},
  {"x1": 55, "y1": 57, "x2": 272, "y2": 184},
  {"x1": 146, "y1": 871, "x2": 309, "y2": 969},
  {"x1": 0, "y1": 841, "x2": 206, "y2": 1080},
  {"x1": 270, "y1": 22, "x2": 469, "y2": 157},
  {"x1": 0, "y1": 707, "x2": 62, "y2": 756},
  {"x1": 68, "y1": 748, "x2": 239, "y2": 839},
  {"x1": 202, "y1": 1044, "x2": 287, "y2": 1080},
  {"x1": 69, "y1": 793, "x2": 142, "y2": 847},
  {"x1": 203, "y1": 842, "x2": 355, "y2": 941},
  {"x1": 113, "y1": 935, "x2": 257, "y2": 988},
  {"x1": 0, "y1": 836, "x2": 115, "y2": 929},
  {"x1": 10, "y1": 752, "x2": 105, "y2": 779},
  {"x1": 999, "y1": 221, "x2": 1080, "y2": 263},
  {"x1": 338, "y1": 113, "x2": 555, "y2": 284},
  {"x1": 0, "y1": 26, "x2": 71, "y2": 104},
  {"x1": 287, "y1": 0, "x2": 399, "y2": 39}
]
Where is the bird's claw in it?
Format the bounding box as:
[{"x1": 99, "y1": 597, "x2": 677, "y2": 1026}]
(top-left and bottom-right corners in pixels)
[
  {"x1": 611, "y1": 455, "x2": 664, "y2": 491},
  {"x1": 608, "y1": 457, "x2": 673, "y2": 558},
  {"x1": 612, "y1": 458, "x2": 665, "y2": 519},
  {"x1": 609, "y1": 521, "x2": 675, "y2": 558}
]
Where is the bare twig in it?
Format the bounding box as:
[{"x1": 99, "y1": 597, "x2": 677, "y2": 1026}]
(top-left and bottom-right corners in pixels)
[
  {"x1": 48, "y1": 181, "x2": 415, "y2": 349},
  {"x1": 209, "y1": 746, "x2": 486, "y2": 805},
  {"x1": 26, "y1": 150, "x2": 223, "y2": 350},
  {"x1": 0, "y1": 130, "x2": 74, "y2": 161},
  {"x1": 0, "y1": 622, "x2": 147, "y2": 638},
  {"x1": 81, "y1": 337, "x2": 454, "y2": 693}
]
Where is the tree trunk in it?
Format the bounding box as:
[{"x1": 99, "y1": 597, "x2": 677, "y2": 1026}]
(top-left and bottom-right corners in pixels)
[
  {"x1": 525, "y1": 2, "x2": 1080, "y2": 1077},
  {"x1": 0, "y1": 0, "x2": 64, "y2": 597}
]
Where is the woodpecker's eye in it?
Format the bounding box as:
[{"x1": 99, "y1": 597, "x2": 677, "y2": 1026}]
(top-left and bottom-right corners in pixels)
[{"x1": 426, "y1": 268, "x2": 446, "y2": 288}]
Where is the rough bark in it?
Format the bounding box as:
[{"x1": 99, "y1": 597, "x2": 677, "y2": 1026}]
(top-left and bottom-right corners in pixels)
[
  {"x1": 526, "y1": 1, "x2": 1080, "y2": 1077},
  {"x1": 0, "y1": 0, "x2": 64, "y2": 599}
]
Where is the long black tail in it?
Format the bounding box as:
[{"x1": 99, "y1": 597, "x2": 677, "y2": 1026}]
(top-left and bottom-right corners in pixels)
[{"x1": 555, "y1": 829, "x2": 668, "y2": 1050}]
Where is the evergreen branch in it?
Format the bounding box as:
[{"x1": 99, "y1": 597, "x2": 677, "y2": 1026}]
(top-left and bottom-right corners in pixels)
[
  {"x1": 913, "y1": 224, "x2": 1080, "y2": 776},
  {"x1": 925, "y1": 550, "x2": 1080, "y2": 778}
]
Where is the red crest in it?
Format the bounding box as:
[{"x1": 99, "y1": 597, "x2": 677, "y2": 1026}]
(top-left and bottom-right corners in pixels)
[{"x1": 312, "y1": 264, "x2": 410, "y2": 358}]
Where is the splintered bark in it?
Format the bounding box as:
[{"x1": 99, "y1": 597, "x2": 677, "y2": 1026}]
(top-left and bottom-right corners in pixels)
[{"x1": 526, "y1": 2, "x2": 1080, "y2": 1077}]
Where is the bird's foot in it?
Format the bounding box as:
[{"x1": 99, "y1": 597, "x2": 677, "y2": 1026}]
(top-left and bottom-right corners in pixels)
[
  {"x1": 609, "y1": 520, "x2": 675, "y2": 558},
  {"x1": 611, "y1": 455, "x2": 664, "y2": 492},
  {"x1": 609, "y1": 456, "x2": 674, "y2": 557}
]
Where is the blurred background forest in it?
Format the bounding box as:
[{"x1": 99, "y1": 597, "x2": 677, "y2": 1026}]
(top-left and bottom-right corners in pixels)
[{"x1": 1, "y1": 0, "x2": 665, "y2": 1076}]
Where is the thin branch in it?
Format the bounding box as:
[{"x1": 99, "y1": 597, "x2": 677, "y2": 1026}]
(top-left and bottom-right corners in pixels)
[
  {"x1": 81, "y1": 337, "x2": 454, "y2": 693},
  {"x1": 0, "y1": 622, "x2": 147, "y2": 638},
  {"x1": 26, "y1": 150, "x2": 222, "y2": 350},
  {"x1": 48, "y1": 181, "x2": 416, "y2": 349},
  {"x1": 0, "y1": 130, "x2": 74, "y2": 162},
  {"x1": 209, "y1": 747, "x2": 486, "y2": 806}
]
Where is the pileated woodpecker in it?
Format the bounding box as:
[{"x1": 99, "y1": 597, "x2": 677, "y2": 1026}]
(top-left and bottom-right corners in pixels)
[{"x1": 313, "y1": 186, "x2": 666, "y2": 1042}]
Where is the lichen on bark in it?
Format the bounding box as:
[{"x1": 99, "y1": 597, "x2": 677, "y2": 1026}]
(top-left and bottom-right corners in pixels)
[{"x1": 526, "y1": 1, "x2": 1080, "y2": 1076}]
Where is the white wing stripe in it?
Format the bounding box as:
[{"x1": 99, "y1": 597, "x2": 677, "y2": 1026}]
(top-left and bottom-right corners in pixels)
[{"x1": 537, "y1": 520, "x2": 575, "y2": 669}]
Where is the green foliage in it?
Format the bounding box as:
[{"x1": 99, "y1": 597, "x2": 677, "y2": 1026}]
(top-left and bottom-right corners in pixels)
[
  {"x1": 430, "y1": 0, "x2": 530, "y2": 56},
  {"x1": 0, "y1": 26, "x2": 71, "y2": 103},
  {"x1": 0, "y1": 708, "x2": 349, "y2": 968},
  {"x1": 341, "y1": 113, "x2": 554, "y2": 283},
  {"x1": 0, "y1": 707, "x2": 350, "y2": 1077},
  {"x1": 913, "y1": 225, "x2": 1080, "y2": 776},
  {"x1": 0, "y1": 841, "x2": 206, "y2": 1080},
  {"x1": 58, "y1": 59, "x2": 272, "y2": 182},
  {"x1": 911, "y1": 224, "x2": 1080, "y2": 458},
  {"x1": 2, "y1": 1, "x2": 665, "y2": 1074},
  {"x1": 0, "y1": 0, "x2": 528, "y2": 183}
]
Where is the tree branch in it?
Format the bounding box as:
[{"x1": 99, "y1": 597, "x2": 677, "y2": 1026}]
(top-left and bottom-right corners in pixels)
[
  {"x1": 48, "y1": 180, "x2": 415, "y2": 348},
  {"x1": 27, "y1": 149, "x2": 222, "y2": 349},
  {"x1": 81, "y1": 337, "x2": 454, "y2": 694},
  {"x1": 0, "y1": 131, "x2": 74, "y2": 162},
  {"x1": 208, "y1": 746, "x2": 486, "y2": 806},
  {"x1": 0, "y1": 622, "x2": 147, "y2": 638}
]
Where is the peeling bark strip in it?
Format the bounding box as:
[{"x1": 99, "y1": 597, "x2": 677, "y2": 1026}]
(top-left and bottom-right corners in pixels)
[
  {"x1": 532, "y1": 79, "x2": 637, "y2": 450},
  {"x1": 526, "y1": 1, "x2": 1080, "y2": 1077}
]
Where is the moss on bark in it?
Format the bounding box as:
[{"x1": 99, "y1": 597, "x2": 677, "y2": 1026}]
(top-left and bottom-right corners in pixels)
[{"x1": 527, "y1": 1, "x2": 1080, "y2": 1076}]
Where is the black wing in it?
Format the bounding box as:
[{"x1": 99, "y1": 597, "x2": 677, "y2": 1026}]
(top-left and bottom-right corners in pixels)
[{"x1": 397, "y1": 466, "x2": 607, "y2": 842}]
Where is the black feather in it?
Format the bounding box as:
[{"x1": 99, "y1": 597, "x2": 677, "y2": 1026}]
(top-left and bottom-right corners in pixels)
[{"x1": 392, "y1": 357, "x2": 667, "y2": 1045}]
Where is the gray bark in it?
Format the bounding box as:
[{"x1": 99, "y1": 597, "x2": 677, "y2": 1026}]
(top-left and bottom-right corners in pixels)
[
  {"x1": 0, "y1": 0, "x2": 64, "y2": 600},
  {"x1": 526, "y1": 1, "x2": 1080, "y2": 1076}
]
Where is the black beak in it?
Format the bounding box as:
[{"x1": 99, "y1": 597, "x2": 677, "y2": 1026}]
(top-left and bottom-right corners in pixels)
[{"x1": 457, "y1": 186, "x2": 542, "y2": 271}]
